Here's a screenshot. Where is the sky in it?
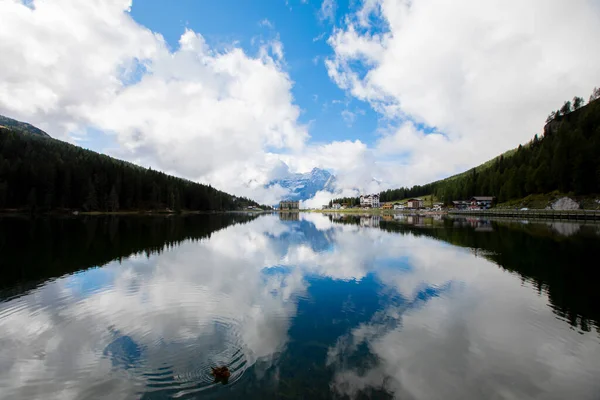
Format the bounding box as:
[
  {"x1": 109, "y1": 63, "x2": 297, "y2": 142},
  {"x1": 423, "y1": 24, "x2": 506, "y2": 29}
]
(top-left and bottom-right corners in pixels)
[{"x1": 1, "y1": 0, "x2": 600, "y2": 206}]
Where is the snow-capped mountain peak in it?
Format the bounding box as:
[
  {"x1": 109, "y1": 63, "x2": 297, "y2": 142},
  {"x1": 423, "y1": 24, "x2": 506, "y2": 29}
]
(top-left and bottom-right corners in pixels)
[{"x1": 266, "y1": 168, "x2": 336, "y2": 202}]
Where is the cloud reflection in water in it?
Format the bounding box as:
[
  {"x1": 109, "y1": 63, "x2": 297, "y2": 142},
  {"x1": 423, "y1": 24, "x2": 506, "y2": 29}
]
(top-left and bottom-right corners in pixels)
[{"x1": 0, "y1": 214, "x2": 599, "y2": 399}]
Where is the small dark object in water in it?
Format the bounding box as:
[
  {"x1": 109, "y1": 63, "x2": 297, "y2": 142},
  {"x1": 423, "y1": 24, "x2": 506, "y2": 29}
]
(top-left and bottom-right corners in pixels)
[{"x1": 211, "y1": 366, "x2": 231, "y2": 384}]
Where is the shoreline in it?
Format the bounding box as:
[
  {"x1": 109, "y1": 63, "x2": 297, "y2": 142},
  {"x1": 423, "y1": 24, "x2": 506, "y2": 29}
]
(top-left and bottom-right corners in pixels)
[
  {"x1": 307, "y1": 208, "x2": 600, "y2": 221},
  {"x1": 0, "y1": 209, "x2": 272, "y2": 217},
  {"x1": 448, "y1": 209, "x2": 600, "y2": 221}
]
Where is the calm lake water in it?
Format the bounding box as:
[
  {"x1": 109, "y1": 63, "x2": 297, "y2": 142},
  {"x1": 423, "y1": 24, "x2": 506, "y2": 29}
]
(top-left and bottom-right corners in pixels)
[{"x1": 1, "y1": 213, "x2": 600, "y2": 399}]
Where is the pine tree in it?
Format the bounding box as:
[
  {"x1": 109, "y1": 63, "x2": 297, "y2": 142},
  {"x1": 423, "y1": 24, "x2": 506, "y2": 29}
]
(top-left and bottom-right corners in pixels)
[
  {"x1": 27, "y1": 187, "x2": 37, "y2": 213},
  {"x1": 560, "y1": 101, "x2": 572, "y2": 115},
  {"x1": 84, "y1": 179, "x2": 98, "y2": 211},
  {"x1": 0, "y1": 181, "x2": 6, "y2": 209},
  {"x1": 590, "y1": 87, "x2": 600, "y2": 103},
  {"x1": 174, "y1": 190, "x2": 182, "y2": 213},
  {"x1": 108, "y1": 185, "x2": 119, "y2": 212}
]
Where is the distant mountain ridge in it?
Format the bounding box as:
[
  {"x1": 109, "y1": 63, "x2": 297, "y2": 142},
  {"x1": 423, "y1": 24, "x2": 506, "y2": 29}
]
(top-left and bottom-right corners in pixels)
[
  {"x1": 267, "y1": 168, "x2": 336, "y2": 202},
  {"x1": 0, "y1": 115, "x2": 50, "y2": 138}
]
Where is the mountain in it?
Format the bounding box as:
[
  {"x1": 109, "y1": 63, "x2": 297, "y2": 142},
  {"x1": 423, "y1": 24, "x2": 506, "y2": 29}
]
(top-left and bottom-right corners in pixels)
[
  {"x1": 267, "y1": 168, "x2": 336, "y2": 201},
  {"x1": 0, "y1": 116, "x2": 263, "y2": 212},
  {"x1": 0, "y1": 114, "x2": 50, "y2": 138},
  {"x1": 379, "y1": 95, "x2": 600, "y2": 204}
]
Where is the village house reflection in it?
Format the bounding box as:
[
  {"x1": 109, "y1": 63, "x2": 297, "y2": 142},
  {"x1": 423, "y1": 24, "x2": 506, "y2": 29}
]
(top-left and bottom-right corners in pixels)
[
  {"x1": 360, "y1": 215, "x2": 380, "y2": 228},
  {"x1": 452, "y1": 217, "x2": 494, "y2": 231},
  {"x1": 279, "y1": 212, "x2": 300, "y2": 221}
]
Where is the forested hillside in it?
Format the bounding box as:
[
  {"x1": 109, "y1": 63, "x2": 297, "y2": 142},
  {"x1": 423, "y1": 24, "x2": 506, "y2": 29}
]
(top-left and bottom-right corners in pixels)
[
  {"x1": 0, "y1": 115, "x2": 50, "y2": 138},
  {"x1": 0, "y1": 122, "x2": 262, "y2": 212},
  {"x1": 380, "y1": 88, "x2": 600, "y2": 204}
]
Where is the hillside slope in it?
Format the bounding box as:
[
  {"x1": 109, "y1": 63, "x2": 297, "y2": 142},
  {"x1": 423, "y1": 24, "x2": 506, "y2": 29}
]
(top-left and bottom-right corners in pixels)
[
  {"x1": 0, "y1": 119, "x2": 262, "y2": 212},
  {"x1": 380, "y1": 96, "x2": 600, "y2": 204},
  {"x1": 0, "y1": 115, "x2": 50, "y2": 138}
]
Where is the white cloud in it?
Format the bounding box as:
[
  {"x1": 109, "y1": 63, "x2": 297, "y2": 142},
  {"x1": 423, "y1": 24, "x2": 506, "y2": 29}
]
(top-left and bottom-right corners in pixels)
[
  {"x1": 319, "y1": 0, "x2": 337, "y2": 22},
  {"x1": 327, "y1": 0, "x2": 600, "y2": 186},
  {"x1": 0, "y1": 0, "x2": 159, "y2": 135},
  {"x1": 312, "y1": 32, "x2": 326, "y2": 42},
  {"x1": 258, "y1": 18, "x2": 274, "y2": 29},
  {"x1": 301, "y1": 190, "x2": 335, "y2": 209},
  {"x1": 341, "y1": 109, "x2": 356, "y2": 126},
  {"x1": 0, "y1": 0, "x2": 308, "y2": 204}
]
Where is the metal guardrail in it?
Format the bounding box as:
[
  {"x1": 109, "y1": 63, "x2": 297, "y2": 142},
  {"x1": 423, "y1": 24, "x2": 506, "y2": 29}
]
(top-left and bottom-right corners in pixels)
[{"x1": 448, "y1": 209, "x2": 600, "y2": 220}]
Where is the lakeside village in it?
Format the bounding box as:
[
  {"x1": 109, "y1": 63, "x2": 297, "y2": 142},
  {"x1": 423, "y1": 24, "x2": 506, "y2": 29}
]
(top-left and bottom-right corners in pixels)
[
  {"x1": 276, "y1": 195, "x2": 495, "y2": 212},
  {"x1": 321, "y1": 194, "x2": 495, "y2": 212}
]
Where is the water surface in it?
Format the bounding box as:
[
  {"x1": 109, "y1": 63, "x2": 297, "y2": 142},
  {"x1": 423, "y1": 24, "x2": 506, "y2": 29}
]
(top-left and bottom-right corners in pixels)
[{"x1": 1, "y1": 213, "x2": 599, "y2": 399}]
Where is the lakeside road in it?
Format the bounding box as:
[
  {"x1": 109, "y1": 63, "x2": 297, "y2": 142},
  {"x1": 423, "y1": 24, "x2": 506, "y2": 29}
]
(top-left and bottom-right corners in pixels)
[
  {"x1": 449, "y1": 209, "x2": 600, "y2": 221},
  {"x1": 302, "y1": 208, "x2": 600, "y2": 221}
]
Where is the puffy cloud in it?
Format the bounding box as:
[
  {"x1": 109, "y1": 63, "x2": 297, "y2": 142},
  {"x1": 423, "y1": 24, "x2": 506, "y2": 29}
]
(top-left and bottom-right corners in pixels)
[
  {"x1": 0, "y1": 0, "x2": 158, "y2": 135},
  {"x1": 0, "y1": 0, "x2": 308, "y2": 204},
  {"x1": 302, "y1": 190, "x2": 336, "y2": 209},
  {"x1": 327, "y1": 0, "x2": 600, "y2": 186},
  {"x1": 82, "y1": 28, "x2": 308, "y2": 197}
]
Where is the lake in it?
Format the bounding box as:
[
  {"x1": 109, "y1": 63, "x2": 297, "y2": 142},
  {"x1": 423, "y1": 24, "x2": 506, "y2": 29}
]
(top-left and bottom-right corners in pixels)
[{"x1": 1, "y1": 213, "x2": 600, "y2": 399}]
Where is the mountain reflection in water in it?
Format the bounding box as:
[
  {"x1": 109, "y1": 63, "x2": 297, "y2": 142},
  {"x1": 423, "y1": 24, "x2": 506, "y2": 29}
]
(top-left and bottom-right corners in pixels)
[{"x1": 0, "y1": 213, "x2": 599, "y2": 399}]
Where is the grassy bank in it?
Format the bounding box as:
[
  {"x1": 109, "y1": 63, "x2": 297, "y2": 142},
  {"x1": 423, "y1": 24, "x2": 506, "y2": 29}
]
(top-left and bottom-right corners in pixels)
[
  {"x1": 309, "y1": 208, "x2": 394, "y2": 214},
  {"x1": 378, "y1": 194, "x2": 439, "y2": 207}
]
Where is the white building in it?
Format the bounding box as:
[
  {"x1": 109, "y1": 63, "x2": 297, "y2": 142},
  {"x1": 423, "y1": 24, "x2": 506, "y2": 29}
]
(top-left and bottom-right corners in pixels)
[
  {"x1": 360, "y1": 194, "x2": 380, "y2": 208},
  {"x1": 331, "y1": 203, "x2": 341, "y2": 210}
]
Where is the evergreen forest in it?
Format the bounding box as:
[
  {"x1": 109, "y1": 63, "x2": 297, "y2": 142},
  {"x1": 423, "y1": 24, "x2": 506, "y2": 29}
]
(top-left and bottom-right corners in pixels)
[
  {"x1": 0, "y1": 124, "x2": 263, "y2": 213},
  {"x1": 377, "y1": 89, "x2": 600, "y2": 204}
]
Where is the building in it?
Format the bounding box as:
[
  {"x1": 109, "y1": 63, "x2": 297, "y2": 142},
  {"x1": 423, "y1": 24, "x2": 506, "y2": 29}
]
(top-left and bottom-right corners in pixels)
[
  {"x1": 433, "y1": 203, "x2": 443, "y2": 211},
  {"x1": 382, "y1": 203, "x2": 394, "y2": 210},
  {"x1": 470, "y1": 196, "x2": 495, "y2": 209},
  {"x1": 360, "y1": 194, "x2": 380, "y2": 208},
  {"x1": 406, "y1": 198, "x2": 424, "y2": 209},
  {"x1": 279, "y1": 200, "x2": 299, "y2": 210},
  {"x1": 331, "y1": 203, "x2": 341, "y2": 210},
  {"x1": 452, "y1": 200, "x2": 469, "y2": 210},
  {"x1": 393, "y1": 204, "x2": 405, "y2": 210}
]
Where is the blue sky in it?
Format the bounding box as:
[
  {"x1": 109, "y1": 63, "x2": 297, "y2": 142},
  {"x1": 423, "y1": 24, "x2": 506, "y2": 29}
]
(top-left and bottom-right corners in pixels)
[{"x1": 129, "y1": 0, "x2": 380, "y2": 146}]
